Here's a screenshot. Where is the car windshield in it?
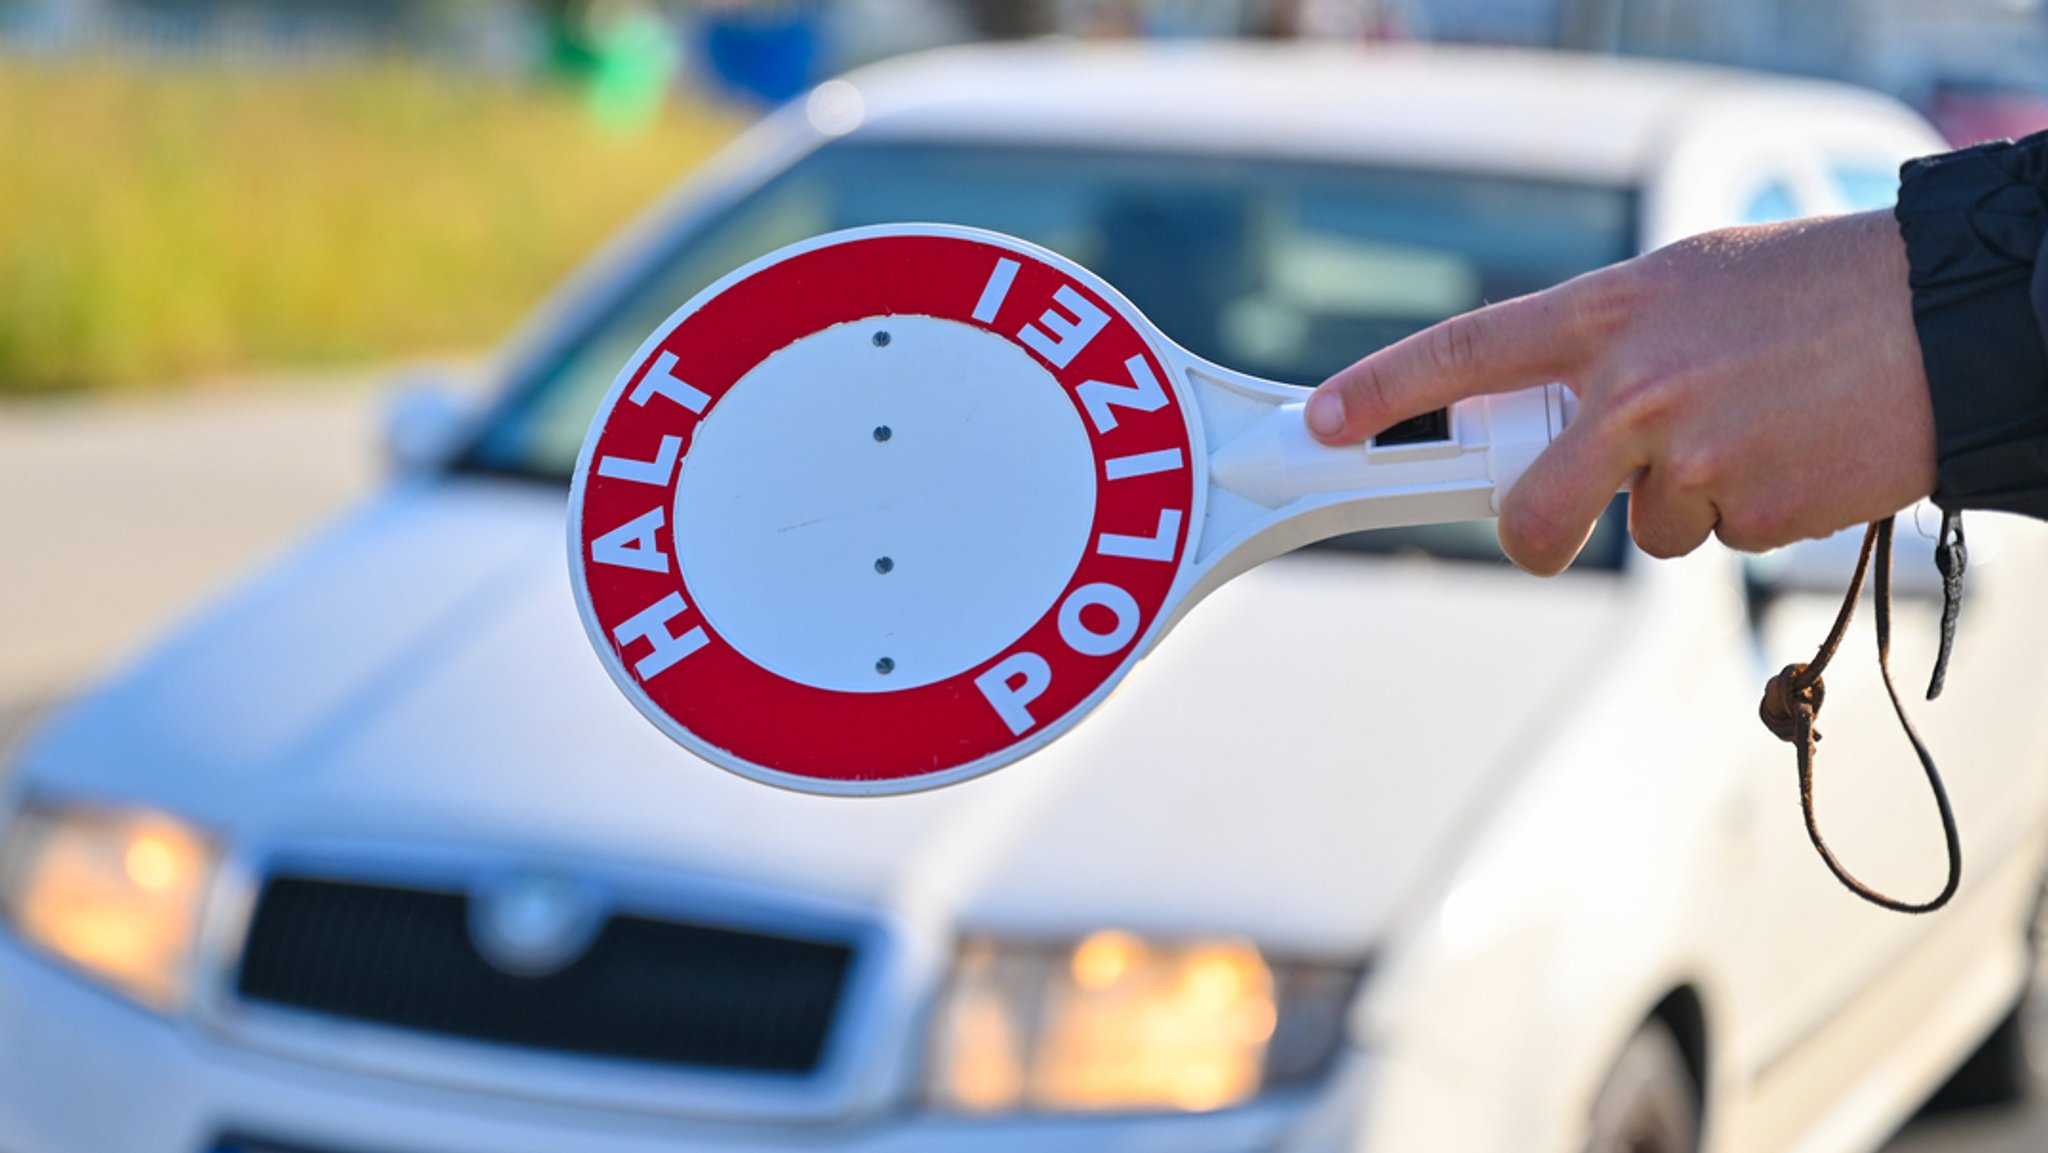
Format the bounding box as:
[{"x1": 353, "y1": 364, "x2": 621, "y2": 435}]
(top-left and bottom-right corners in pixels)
[{"x1": 463, "y1": 140, "x2": 1635, "y2": 569}]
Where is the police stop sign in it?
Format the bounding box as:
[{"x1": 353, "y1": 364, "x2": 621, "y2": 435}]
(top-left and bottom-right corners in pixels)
[{"x1": 570, "y1": 224, "x2": 1573, "y2": 794}]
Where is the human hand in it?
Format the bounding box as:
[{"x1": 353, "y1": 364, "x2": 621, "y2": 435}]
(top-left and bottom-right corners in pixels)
[{"x1": 1304, "y1": 210, "x2": 1938, "y2": 574}]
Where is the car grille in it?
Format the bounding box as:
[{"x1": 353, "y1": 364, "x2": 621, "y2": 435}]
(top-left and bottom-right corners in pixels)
[{"x1": 235, "y1": 875, "x2": 855, "y2": 1075}]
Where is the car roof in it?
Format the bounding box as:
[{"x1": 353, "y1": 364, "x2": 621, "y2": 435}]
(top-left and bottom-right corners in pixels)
[{"x1": 838, "y1": 41, "x2": 1916, "y2": 184}]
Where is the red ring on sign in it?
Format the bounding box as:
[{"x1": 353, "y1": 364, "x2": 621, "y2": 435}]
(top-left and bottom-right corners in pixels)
[{"x1": 573, "y1": 232, "x2": 1198, "y2": 789}]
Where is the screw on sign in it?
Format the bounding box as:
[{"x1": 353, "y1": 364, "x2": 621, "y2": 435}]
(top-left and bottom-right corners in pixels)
[{"x1": 569, "y1": 224, "x2": 1575, "y2": 795}]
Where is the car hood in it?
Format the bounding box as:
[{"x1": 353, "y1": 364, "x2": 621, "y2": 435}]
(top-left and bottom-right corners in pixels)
[{"x1": 24, "y1": 481, "x2": 1637, "y2": 954}]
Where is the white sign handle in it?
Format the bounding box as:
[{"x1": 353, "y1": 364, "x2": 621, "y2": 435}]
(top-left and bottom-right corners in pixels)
[{"x1": 1169, "y1": 355, "x2": 1578, "y2": 615}]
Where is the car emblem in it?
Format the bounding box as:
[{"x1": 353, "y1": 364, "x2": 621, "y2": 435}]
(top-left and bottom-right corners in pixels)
[{"x1": 467, "y1": 873, "x2": 606, "y2": 979}]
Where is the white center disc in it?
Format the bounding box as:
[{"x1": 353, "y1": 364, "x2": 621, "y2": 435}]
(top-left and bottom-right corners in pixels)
[{"x1": 674, "y1": 314, "x2": 1099, "y2": 693}]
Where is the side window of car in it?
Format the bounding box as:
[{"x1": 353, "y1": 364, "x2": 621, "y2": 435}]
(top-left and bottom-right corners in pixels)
[
  {"x1": 1740, "y1": 180, "x2": 1802, "y2": 225},
  {"x1": 1832, "y1": 164, "x2": 1900, "y2": 211}
]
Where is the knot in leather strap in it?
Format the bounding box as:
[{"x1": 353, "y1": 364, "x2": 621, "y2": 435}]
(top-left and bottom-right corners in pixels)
[
  {"x1": 1756, "y1": 517, "x2": 1962, "y2": 915},
  {"x1": 1758, "y1": 662, "x2": 1824, "y2": 744}
]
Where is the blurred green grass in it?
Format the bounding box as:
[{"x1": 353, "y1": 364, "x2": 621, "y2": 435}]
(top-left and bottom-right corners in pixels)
[{"x1": 0, "y1": 57, "x2": 740, "y2": 394}]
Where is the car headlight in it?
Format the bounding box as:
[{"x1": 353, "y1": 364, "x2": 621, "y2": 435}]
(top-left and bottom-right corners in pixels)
[
  {"x1": 0, "y1": 801, "x2": 217, "y2": 1010},
  {"x1": 926, "y1": 931, "x2": 1361, "y2": 1114}
]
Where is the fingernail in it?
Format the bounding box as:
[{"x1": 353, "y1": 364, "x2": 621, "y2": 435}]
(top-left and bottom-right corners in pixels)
[{"x1": 1305, "y1": 390, "x2": 1345, "y2": 438}]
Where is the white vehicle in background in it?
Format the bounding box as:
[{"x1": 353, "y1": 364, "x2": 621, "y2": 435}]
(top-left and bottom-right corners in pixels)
[{"x1": 5, "y1": 41, "x2": 2047, "y2": 1153}]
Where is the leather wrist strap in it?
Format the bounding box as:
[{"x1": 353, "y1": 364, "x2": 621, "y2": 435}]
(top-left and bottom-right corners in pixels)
[{"x1": 1758, "y1": 516, "x2": 1963, "y2": 914}]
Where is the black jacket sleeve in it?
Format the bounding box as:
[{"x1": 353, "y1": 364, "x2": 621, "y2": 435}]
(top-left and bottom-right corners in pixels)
[{"x1": 1895, "y1": 129, "x2": 2048, "y2": 518}]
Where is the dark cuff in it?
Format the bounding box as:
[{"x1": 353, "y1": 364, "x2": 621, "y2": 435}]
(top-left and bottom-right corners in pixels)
[{"x1": 1895, "y1": 130, "x2": 2048, "y2": 518}]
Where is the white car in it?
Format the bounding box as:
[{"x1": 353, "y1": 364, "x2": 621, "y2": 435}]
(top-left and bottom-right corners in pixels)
[{"x1": 4, "y1": 41, "x2": 2046, "y2": 1153}]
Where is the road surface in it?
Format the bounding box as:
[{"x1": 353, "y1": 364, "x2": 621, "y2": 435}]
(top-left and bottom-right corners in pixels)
[{"x1": 0, "y1": 381, "x2": 382, "y2": 707}]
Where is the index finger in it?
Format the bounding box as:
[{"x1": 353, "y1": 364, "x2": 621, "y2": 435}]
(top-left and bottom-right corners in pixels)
[{"x1": 1304, "y1": 280, "x2": 1596, "y2": 444}]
